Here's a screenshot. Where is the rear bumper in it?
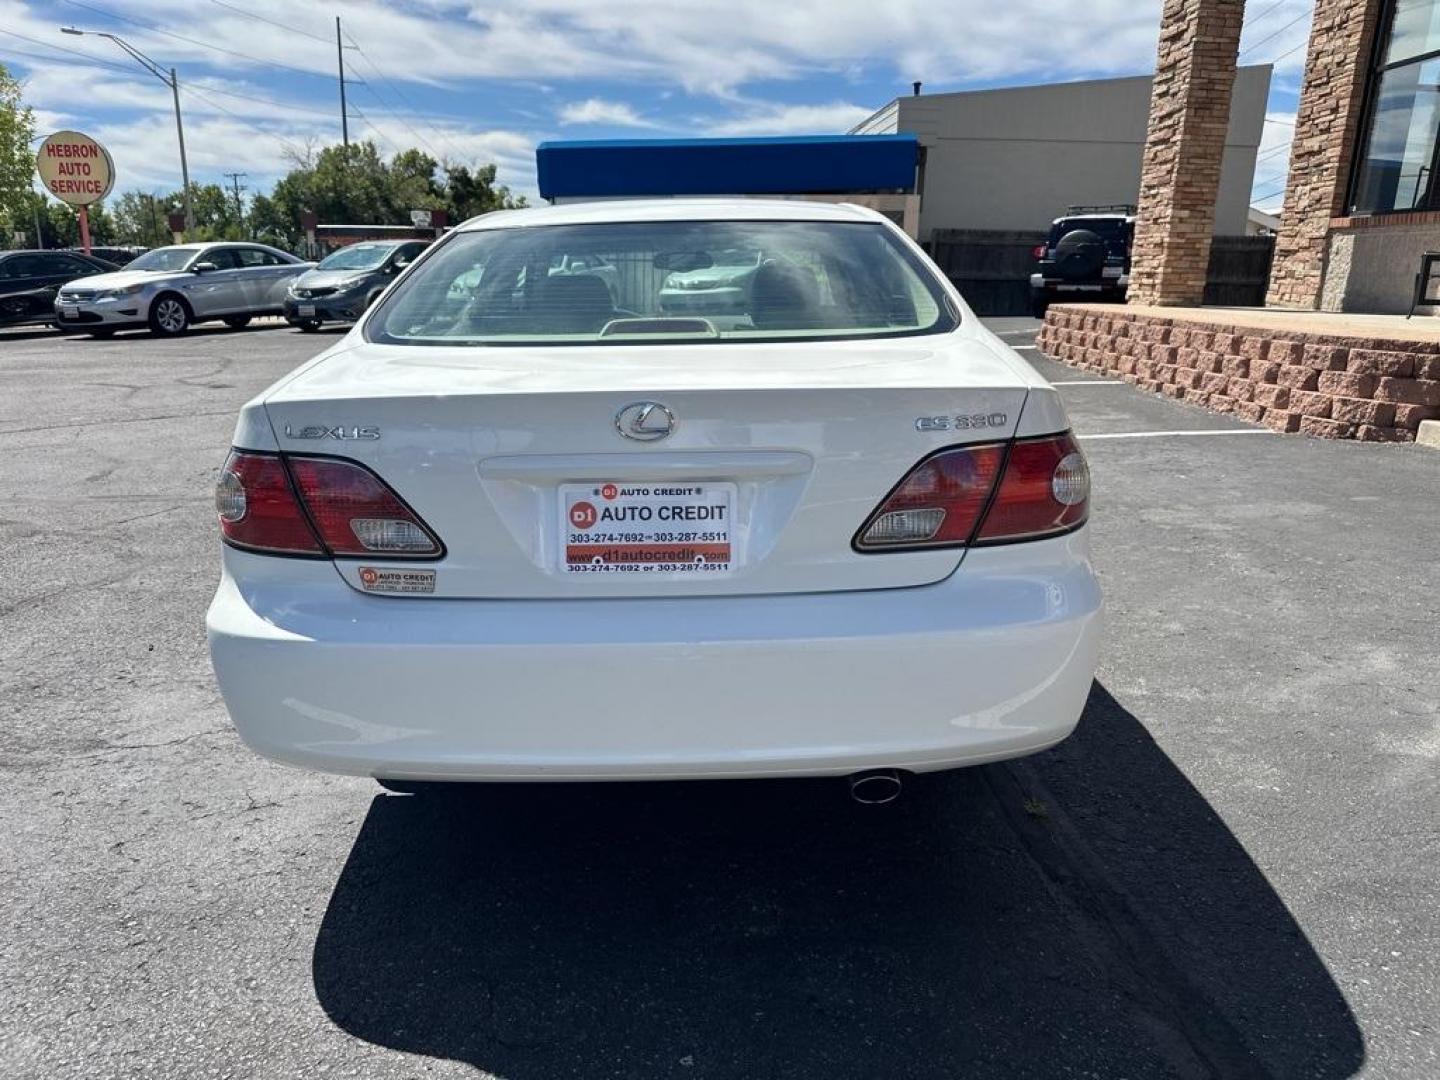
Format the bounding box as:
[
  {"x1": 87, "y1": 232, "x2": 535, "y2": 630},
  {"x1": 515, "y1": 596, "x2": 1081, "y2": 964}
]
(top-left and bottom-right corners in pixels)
[
  {"x1": 1030, "y1": 275, "x2": 1129, "y2": 292},
  {"x1": 207, "y1": 532, "x2": 1102, "y2": 781}
]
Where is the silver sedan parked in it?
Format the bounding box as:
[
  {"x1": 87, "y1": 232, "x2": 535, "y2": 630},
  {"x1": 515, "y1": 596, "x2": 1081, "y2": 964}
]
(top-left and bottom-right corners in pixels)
[{"x1": 54, "y1": 242, "x2": 313, "y2": 337}]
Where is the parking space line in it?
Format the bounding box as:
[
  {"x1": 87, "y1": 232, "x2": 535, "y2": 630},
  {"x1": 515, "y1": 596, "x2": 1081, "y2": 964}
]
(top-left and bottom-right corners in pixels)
[
  {"x1": 1051, "y1": 380, "x2": 1125, "y2": 386},
  {"x1": 1078, "y1": 429, "x2": 1275, "y2": 441}
]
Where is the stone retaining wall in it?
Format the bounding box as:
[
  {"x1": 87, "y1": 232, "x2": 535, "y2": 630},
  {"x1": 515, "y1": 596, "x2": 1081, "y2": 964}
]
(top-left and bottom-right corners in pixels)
[{"x1": 1037, "y1": 306, "x2": 1440, "y2": 442}]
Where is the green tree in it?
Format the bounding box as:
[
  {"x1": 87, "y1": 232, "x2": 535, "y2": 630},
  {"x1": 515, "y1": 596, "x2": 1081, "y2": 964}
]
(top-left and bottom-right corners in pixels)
[
  {"x1": 388, "y1": 148, "x2": 445, "y2": 215},
  {"x1": 110, "y1": 190, "x2": 171, "y2": 248},
  {"x1": 255, "y1": 140, "x2": 526, "y2": 247},
  {"x1": 443, "y1": 161, "x2": 525, "y2": 220},
  {"x1": 1, "y1": 61, "x2": 38, "y2": 245}
]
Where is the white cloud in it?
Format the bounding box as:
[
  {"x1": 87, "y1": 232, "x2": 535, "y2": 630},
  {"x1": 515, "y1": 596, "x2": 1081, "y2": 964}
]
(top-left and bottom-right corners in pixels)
[
  {"x1": 6, "y1": 0, "x2": 1169, "y2": 98},
  {"x1": 558, "y1": 98, "x2": 655, "y2": 127},
  {"x1": 708, "y1": 101, "x2": 875, "y2": 136},
  {"x1": 4, "y1": 0, "x2": 1313, "y2": 213}
]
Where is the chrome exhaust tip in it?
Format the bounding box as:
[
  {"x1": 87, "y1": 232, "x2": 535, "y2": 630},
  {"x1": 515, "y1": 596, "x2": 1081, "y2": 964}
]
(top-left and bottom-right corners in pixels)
[{"x1": 848, "y1": 768, "x2": 903, "y2": 805}]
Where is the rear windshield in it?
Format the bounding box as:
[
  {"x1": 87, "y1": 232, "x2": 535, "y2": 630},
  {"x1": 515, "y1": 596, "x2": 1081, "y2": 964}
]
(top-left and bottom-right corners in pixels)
[
  {"x1": 1049, "y1": 218, "x2": 1132, "y2": 245},
  {"x1": 365, "y1": 220, "x2": 957, "y2": 346}
]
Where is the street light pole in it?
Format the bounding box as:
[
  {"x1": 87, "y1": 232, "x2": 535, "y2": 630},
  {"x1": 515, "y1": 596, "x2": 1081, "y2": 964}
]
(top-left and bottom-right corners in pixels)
[{"x1": 60, "y1": 27, "x2": 192, "y2": 235}]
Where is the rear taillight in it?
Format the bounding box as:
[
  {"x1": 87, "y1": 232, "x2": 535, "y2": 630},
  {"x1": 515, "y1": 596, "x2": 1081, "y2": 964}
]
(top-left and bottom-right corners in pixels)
[
  {"x1": 287, "y1": 456, "x2": 441, "y2": 556},
  {"x1": 216, "y1": 451, "x2": 442, "y2": 559},
  {"x1": 974, "y1": 435, "x2": 1089, "y2": 544},
  {"x1": 1031, "y1": 245, "x2": 1048, "y2": 260},
  {"x1": 855, "y1": 433, "x2": 1088, "y2": 552},
  {"x1": 216, "y1": 451, "x2": 325, "y2": 555},
  {"x1": 855, "y1": 443, "x2": 1007, "y2": 550}
]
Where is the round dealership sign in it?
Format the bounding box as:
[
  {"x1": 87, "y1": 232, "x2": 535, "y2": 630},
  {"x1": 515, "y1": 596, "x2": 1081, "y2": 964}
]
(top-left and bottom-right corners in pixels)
[{"x1": 35, "y1": 130, "x2": 115, "y2": 207}]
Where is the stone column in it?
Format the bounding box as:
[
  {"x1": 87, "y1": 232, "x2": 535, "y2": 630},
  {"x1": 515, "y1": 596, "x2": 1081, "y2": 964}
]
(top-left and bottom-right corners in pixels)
[
  {"x1": 1128, "y1": 0, "x2": 1245, "y2": 307},
  {"x1": 1266, "y1": 0, "x2": 1385, "y2": 309}
]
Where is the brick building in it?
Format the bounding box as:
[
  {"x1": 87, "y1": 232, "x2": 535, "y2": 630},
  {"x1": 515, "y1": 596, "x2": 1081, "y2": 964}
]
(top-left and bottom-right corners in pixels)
[
  {"x1": 1265, "y1": 0, "x2": 1436, "y2": 314},
  {"x1": 1038, "y1": 0, "x2": 1440, "y2": 442},
  {"x1": 1133, "y1": 0, "x2": 1440, "y2": 315}
]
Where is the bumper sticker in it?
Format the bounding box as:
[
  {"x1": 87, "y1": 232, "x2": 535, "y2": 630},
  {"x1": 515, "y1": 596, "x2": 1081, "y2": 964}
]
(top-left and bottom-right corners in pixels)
[{"x1": 358, "y1": 567, "x2": 436, "y2": 594}]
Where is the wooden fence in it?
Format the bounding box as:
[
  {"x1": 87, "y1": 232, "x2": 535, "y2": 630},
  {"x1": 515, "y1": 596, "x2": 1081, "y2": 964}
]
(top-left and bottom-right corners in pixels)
[{"x1": 926, "y1": 229, "x2": 1278, "y2": 316}]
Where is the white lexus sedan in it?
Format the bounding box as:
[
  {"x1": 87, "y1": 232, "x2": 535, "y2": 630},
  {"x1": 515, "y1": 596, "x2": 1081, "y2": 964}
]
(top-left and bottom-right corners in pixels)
[{"x1": 206, "y1": 200, "x2": 1101, "y2": 802}]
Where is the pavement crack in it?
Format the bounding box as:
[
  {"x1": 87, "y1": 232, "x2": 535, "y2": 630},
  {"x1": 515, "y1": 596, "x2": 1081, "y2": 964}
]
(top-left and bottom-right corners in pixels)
[{"x1": 83, "y1": 728, "x2": 229, "y2": 756}]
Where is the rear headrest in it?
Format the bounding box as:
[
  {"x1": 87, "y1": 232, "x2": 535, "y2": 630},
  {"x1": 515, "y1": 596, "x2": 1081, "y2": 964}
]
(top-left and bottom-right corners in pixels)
[
  {"x1": 531, "y1": 272, "x2": 614, "y2": 332},
  {"x1": 750, "y1": 262, "x2": 820, "y2": 329},
  {"x1": 534, "y1": 273, "x2": 613, "y2": 310}
]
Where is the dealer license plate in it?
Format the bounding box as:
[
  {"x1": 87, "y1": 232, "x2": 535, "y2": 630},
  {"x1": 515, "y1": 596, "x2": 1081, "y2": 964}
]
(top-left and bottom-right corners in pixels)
[
  {"x1": 61, "y1": 305, "x2": 80, "y2": 319},
  {"x1": 560, "y1": 482, "x2": 736, "y2": 576},
  {"x1": 297, "y1": 304, "x2": 316, "y2": 317}
]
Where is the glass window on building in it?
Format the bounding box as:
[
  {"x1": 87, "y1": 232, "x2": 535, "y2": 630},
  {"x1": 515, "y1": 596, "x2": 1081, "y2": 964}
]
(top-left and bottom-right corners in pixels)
[{"x1": 1353, "y1": 0, "x2": 1440, "y2": 213}]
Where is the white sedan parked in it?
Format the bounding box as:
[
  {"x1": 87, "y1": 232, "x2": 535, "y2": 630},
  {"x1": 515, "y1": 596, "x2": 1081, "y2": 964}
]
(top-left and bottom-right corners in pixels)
[
  {"x1": 206, "y1": 199, "x2": 1101, "y2": 802},
  {"x1": 55, "y1": 242, "x2": 312, "y2": 337}
]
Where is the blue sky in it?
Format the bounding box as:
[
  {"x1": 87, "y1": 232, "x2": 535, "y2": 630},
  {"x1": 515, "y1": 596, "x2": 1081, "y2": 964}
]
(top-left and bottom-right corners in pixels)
[{"x1": 2, "y1": 0, "x2": 1311, "y2": 213}]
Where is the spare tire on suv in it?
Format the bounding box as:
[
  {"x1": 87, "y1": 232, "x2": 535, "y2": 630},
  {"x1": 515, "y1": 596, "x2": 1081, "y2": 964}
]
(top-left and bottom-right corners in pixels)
[{"x1": 1052, "y1": 229, "x2": 1107, "y2": 281}]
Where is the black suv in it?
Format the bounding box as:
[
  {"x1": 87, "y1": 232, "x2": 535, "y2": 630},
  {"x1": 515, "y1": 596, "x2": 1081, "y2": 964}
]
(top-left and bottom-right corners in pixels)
[{"x1": 1029, "y1": 205, "x2": 1136, "y2": 317}]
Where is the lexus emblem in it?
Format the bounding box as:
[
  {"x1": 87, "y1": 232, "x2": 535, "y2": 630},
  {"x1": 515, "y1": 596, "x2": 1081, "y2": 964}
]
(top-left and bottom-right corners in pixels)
[{"x1": 615, "y1": 401, "x2": 676, "y2": 442}]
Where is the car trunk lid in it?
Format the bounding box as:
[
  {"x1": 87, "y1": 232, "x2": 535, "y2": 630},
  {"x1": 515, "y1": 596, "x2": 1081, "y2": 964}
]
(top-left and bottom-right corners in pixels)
[{"x1": 262, "y1": 337, "x2": 1031, "y2": 598}]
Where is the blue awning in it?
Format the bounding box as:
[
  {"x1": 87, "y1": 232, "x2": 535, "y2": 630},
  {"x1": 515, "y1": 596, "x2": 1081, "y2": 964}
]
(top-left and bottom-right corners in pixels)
[{"x1": 536, "y1": 135, "x2": 919, "y2": 199}]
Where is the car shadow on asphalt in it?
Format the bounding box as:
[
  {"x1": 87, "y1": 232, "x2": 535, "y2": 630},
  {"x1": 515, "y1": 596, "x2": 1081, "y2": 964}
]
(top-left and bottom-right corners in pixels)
[{"x1": 311, "y1": 683, "x2": 1365, "y2": 1079}]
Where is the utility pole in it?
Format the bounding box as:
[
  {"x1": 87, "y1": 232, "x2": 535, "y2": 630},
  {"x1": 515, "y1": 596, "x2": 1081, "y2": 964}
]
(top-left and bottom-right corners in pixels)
[
  {"x1": 144, "y1": 193, "x2": 161, "y2": 246},
  {"x1": 170, "y1": 67, "x2": 192, "y2": 232},
  {"x1": 223, "y1": 172, "x2": 248, "y2": 233},
  {"x1": 31, "y1": 178, "x2": 45, "y2": 249},
  {"x1": 62, "y1": 28, "x2": 192, "y2": 234},
  {"x1": 336, "y1": 17, "x2": 349, "y2": 149}
]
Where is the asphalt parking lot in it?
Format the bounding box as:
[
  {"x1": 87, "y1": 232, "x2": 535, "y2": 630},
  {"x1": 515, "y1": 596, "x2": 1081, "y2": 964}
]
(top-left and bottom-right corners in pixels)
[{"x1": 2, "y1": 315, "x2": 1437, "y2": 1079}]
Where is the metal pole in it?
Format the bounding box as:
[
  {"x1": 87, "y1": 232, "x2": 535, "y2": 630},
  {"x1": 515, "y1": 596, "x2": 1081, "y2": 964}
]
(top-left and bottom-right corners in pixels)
[
  {"x1": 170, "y1": 69, "x2": 192, "y2": 234},
  {"x1": 336, "y1": 17, "x2": 349, "y2": 148}
]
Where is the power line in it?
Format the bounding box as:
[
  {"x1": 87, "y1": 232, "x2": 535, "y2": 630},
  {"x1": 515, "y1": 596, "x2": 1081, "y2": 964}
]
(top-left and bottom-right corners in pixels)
[
  {"x1": 63, "y1": 0, "x2": 328, "y2": 80},
  {"x1": 1263, "y1": 38, "x2": 1310, "y2": 67},
  {"x1": 1239, "y1": 10, "x2": 1311, "y2": 60},
  {"x1": 183, "y1": 84, "x2": 307, "y2": 157},
  {"x1": 0, "y1": 27, "x2": 137, "y2": 73},
  {"x1": 0, "y1": 38, "x2": 351, "y2": 125},
  {"x1": 1241, "y1": 0, "x2": 1290, "y2": 32},
  {"x1": 195, "y1": 83, "x2": 339, "y2": 119},
  {"x1": 342, "y1": 32, "x2": 468, "y2": 162},
  {"x1": 0, "y1": 42, "x2": 134, "y2": 72},
  {"x1": 345, "y1": 102, "x2": 402, "y2": 157},
  {"x1": 354, "y1": 80, "x2": 447, "y2": 161},
  {"x1": 204, "y1": 0, "x2": 331, "y2": 44}
]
